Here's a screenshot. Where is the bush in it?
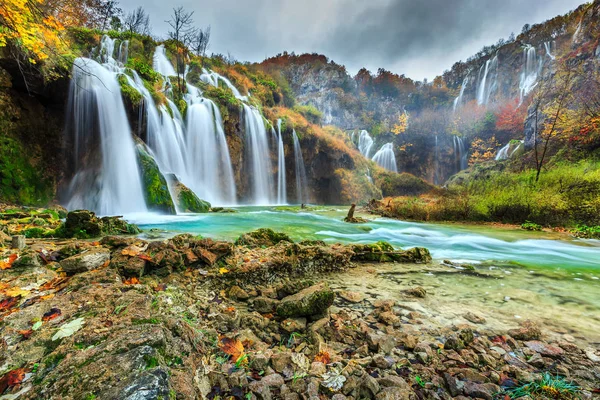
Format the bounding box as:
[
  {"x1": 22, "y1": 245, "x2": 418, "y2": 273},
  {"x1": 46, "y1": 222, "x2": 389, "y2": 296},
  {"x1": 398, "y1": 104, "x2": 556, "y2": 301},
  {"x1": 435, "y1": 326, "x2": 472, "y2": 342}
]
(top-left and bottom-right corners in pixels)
[
  {"x1": 293, "y1": 104, "x2": 323, "y2": 125},
  {"x1": 521, "y1": 221, "x2": 542, "y2": 231}
]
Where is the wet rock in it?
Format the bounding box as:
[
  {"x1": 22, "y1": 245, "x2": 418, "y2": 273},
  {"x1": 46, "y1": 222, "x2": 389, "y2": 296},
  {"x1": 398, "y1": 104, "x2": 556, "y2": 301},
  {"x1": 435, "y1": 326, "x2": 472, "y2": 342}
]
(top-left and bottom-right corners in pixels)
[
  {"x1": 229, "y1": 285, "x2": 250, "y2": 300},
  {"x1": 281, "y1": 318, "x2": 307, "y2": 333},
  {"x1": 524, "y1": 341, "x2": 564, "y2": 358},
  {"x1": 464, "y1": 312, "x2": 486, "y2": 324},
  {"x1": 236, "y1": 228, "x2": 293, "y2": 248},
  {"x1": 463, "y1": 382, "x2": 498, "y2": 400},
  {"x1": 403, "y1": 286, "x2": 426, "y2": 298},
  {"x1": 252, "y1": 297, "x2": 280, "y2": 313},
  {"x1": 351, "y1": 241, "x2": 431, "y2": 263},
  {"x1": 339, "y1": 290, "x2": 364, "y2": 303},
  {"x1": 101, "y1": 236, "x2": 139, "y2": 248},
  {"x1": 60, "y1": 247, "x2": 111, "y2": 275},
  {"x1": 64, "y1": 210, "x2": 141, "y2": 238},
  {"x1": 276, "y1": 283, "x2": 334, "y2": 318},
  {"x1": 167, "y1": 175, "x2": 211, "y2": 213},
  {"x1": 104, "y1": 367, "x2": 171, "y2": 400},
  {"x1": 508, "y1": 320, "x2": 541, "y2": 341}
]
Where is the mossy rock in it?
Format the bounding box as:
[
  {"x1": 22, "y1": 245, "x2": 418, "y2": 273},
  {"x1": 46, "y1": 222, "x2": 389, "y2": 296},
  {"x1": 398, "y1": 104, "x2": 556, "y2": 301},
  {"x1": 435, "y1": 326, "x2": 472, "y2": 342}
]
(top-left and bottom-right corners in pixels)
[
  {"x1": 276, "y1": 283, "x2": 334, "y2": 318},
  {"x1": 235, "y1": 228, "x2": 293, "y2": 248},
  {"x1": 62, "y1": 210, "x2": 141, "y2": 238},
  {"x1": 178, "y1": 186, "x2": 211, "y2": 213},
  {"x1": 351, "y1": 241, "x2": 432, "y2": 263},
  {"x1": 118, "y1": 74, "x2": 143, "y2": 107},
  {"x1": 136, "y1": 143, "x2": 176, "y2": 214}
]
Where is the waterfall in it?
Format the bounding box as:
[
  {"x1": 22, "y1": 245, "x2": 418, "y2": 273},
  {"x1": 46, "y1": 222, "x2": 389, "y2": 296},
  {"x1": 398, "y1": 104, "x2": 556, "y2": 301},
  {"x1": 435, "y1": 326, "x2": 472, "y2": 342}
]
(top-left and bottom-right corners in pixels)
[
  {"x1": 544, "y1": 41, "x2": 556, "y2": 60},
  {"x1": 495, "y1": 140, "x2": 524, "y2": 161},
  {"x1": 276, "y1": 119, "x2": 287, "y2": 204},
  {"x1": 519, "y1": 45, "x2": 542, "y2": 105},
  {"x1": 372, "y1": 143, "x2": 398, "y2": 173},
  {"x1": 292, "y1": 130, "x2": 309, "y2": 204},
  {"x1": 573, "y1": 19, "x2": 583, "y2": 44},
  {"x1": 453, "y1": 136, "x2": 468, "y2": 171},
  {"x1": 358, "y1": 130, "x2": 374, "y2": 158},
  {"x1": 453, "y1": 76, "x2": 469, "y2": 112},
  {"x1": 243, "y1": 105, "x2": 274, "y2": 204},
  {"x1": 200, "y1": 68, "x2": 247, "y2": 100},
  {"x1": 64, "y1": 38, "x2": 147, "y2": 215},
  {"x1": 476, "y1": 56, "x2": 498, "y2": 106},
  {"x1": 153, "y1": 45, "x2": 177, "y2": 77}
]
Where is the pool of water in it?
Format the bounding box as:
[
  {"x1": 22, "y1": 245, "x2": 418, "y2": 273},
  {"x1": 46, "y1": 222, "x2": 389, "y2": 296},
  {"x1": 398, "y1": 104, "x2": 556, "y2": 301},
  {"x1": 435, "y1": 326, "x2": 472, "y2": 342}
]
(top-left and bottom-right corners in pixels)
[{"x1": 131, "y1": 206, "x2": 600, "y2": 274}]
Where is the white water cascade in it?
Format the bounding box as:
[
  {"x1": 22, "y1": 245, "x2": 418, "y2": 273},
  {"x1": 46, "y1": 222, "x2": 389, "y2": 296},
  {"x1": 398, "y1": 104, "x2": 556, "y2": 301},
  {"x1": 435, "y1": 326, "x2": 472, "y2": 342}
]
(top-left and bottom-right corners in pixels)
[
  {"x1": 519, "y1": 45, "x2": 542, "y2": 105},
  {"x1": 200, "y1": 69, "x2": 247, "y2": 100},
  {"x1": 372, "y1": 143, "x2": 398, "y2": 173},
  {"x1": 453, "y1": 76, "x2": 469, "y2": 112},
  {"x1": 453, "y1": 136, "x2": 468, "y2": 171},
  {"x1": 358, "y1": 130, "x2": 374, "y2": 158},
  {"x1": 65, "y1": 37, "x2": 147, "y2": 215},
  {"x1": 276, "y1": 120, "x2": 287, "y2": 205},
  {"x1": 292, "y1": 130, "x2": 309, "y2": 204},
  {"x1": 243, "y1": 105, "x2": 275, "y2": 204},
  {"x1": 152, "y1": 45, "x2": 177, "y2": 77},
  {"x1": 495, "y1": 140, "x2": 524, "y2": 161},
  {"x1": 544, "y1": 41, "x2": 556, "y2": 61},
  {"x1": 476, "y1": 56, "x2": 499, "y2": 106}
]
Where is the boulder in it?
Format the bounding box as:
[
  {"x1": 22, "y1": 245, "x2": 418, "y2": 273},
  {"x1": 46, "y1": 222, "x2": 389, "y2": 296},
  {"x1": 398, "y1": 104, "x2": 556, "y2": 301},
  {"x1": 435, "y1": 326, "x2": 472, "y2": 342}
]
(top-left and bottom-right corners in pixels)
[
  {"x1": 63, "y1": 210, "x2": 141, "y2": 238},
  {"x1": 508, "y1": 320, "x2": 542, "y2": 340},
  {"x1": 110, "y1": 252, "x2": 147, "y2": 278},
  {"x1": 276, "y1": 283, "x2": 334, "y2": 318},
  {"x1": 351, "y1": 242, "x2": 432, "y2": 263},
  {"x1": 166, "y1": 174, "x2": 210, "y2": 213},
  {"x1": 60, "y1": 248, "x2": 111, "y2": 275},
  {"x1": 136, "y1": 142, "x2": 176, "y2": 214}
]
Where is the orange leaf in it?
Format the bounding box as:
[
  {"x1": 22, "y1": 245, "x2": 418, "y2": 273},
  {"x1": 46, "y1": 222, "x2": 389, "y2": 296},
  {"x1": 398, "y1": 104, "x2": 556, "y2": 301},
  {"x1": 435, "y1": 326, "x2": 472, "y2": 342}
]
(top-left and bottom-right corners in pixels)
[
  {"x1": 138, "y1": 254, "x2": 153, "y2": 262},
  {"x1": 0, "y1": 296, "x2": 20, "y2": 312},
  {"x1": 123, "y1": 277, "x2": 140, "y2": 285},
  {"x1": 0, "y1": 254, "x2": 18, "y2": 270},
  {"x1": 219, "y1": 337, "x2": 244, "y2": 362},
  {"x1": 42, "y1": 307, "x2": 61, "y2": 322},
  {"x1": 225, "y1": 306, "x2": 236, "y2": 314},
  {"x1": 19, "y1": 329, "x2": 33, "y2": 339},
  {"x1": 153, "y1": 283, "x2": 167, "y2": 292},
  {"x1": 314, "y1": 351, "x2": 331, "y2": 365},
  {"x1": 0, "y1": 368, "x2": 26, "y2": 393}
]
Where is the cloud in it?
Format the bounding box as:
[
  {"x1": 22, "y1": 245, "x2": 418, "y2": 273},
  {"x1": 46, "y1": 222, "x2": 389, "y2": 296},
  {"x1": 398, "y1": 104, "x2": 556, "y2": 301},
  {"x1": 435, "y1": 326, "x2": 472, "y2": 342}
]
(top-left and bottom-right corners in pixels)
[{"x1": 118, "y1": 0, "x2": 585, "y2": 80}]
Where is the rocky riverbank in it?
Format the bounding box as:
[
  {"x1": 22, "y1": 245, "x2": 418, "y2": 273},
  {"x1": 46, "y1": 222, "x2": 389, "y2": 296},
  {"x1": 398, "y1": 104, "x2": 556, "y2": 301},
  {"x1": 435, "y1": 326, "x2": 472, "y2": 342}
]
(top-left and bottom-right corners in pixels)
[{"x1": 0, "y1": 212, "x2": 598, "y2": 399}]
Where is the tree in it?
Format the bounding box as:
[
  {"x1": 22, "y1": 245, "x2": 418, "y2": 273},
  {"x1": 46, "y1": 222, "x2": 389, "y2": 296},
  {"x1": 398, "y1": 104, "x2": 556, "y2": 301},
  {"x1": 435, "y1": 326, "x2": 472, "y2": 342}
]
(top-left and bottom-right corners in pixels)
[
  {"x1": 391, "y1": 112, "x2": 409, "y2": 135},
  {"x1": 166, "y1": 6, "x2": 194, "y2": 92},
  {"x1": 190, "y1": 25, "x2": 211, "y2": 58},
  {"x1": 95, "y1": 0, "x2": 122, "y2": 32},
  {"x1": 495, "y1": 98, "x2": 527, "y2": 140},
  {"x1": 123, "y1": 6, "x2": 150, "y2": 36}
]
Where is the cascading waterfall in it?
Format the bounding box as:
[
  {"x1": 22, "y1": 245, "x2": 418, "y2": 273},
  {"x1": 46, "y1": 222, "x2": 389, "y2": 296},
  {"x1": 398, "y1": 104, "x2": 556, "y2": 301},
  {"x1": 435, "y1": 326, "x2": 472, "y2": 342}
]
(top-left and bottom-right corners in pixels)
[
  {"x1": 453, "y1": 76, "x2": 469, "y2": 112},
  {"x1": 519, "y1": 45, "x2": 542, "y2": 105},
  {"x1": 544, "y1": 41, "x2": 556, "y2": 60},
  {"x1": 476, "y1": 55, "x2": 498, "y2": 106},
  {"x1": 292, "y1": 130, "x2": 309, "y2": 204},
  {"x1": 452, "y1": 136, "x2": 468, "y2": 171},
  {"x1": 200, "y1": 69, "x2": 247, "y2": 100},
  {"x1": 276, "y1": 119, "x2": 287, "y2": 204},
  {"x1": 64, "y1": 37, "x2": 147, "y2": 215},
  {"x1": 358, "y1": 130, "x2": 374, "y2": 158},
  {"x1": 153, "y1": 45, "x2": 177, "y2": 77},
  {"x1": 372, "y1": 143, "x2": 398, "y2": 173},
  {"x1": 243, "y1": 105, "x2": 275, "y2": 204},
  {"x1": 495, "y1": 140, "x2": 524, "y2": 161}
]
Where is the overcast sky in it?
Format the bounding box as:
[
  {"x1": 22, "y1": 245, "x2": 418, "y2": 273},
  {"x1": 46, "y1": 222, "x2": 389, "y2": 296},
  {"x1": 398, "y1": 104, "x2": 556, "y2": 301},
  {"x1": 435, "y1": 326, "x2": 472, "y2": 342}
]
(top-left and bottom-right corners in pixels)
[{"x1": 120, "y1": 0, "x2": 586, "y2": 81}]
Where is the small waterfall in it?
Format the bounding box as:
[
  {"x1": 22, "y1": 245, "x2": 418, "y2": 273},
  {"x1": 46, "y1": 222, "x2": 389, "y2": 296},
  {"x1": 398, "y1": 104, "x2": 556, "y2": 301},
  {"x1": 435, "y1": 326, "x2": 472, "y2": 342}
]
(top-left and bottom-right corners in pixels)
[
  {"x1": 152, "y1": 45, "x2": 177, "y2": 77},
  {"x1": 372, "y1": 143, "x2": 398, "y2": 173},
  {"x1": 495, "y1": 143, "x2": 510, "y2": 161},
  {"x1": 358, "y1": 130, "x2": 374, "y2": 158},
  {"x1": 544, "y1": 41, "x2": 556, "y2": 60},
  {"x1": 519, "y1": 45, "x2": 542, "y2": 105},
  {"x1": 453, "y1": 76, "x2": 469, "y2": 112},
  {"x1": 292, "y1": 130, "x2": 309, "y2": 204},
  {"x1": 276, "y1": 119, "x2": 287, "y2": 204},
  {"x1": 200, "y1": 69, "x2": 247, "y2": 100},
  {"x1": 453, "y1": 136, "x2": 468, "y2": 171},
  {"x1": 243, "y1": 104, "x2": 274, "y2": 204},
  {"x1": 476, "y1": 55, "x2": 499, "y2": 106},
  {"x1": 573, "y1": 19, "x2": 583, "y2": 44},
  {"x1": 64, "y1": 38, "x2": 147, "y2": 215},
  {"x1": 495, "y1": 140, "x2": 524, "y2": 161}
]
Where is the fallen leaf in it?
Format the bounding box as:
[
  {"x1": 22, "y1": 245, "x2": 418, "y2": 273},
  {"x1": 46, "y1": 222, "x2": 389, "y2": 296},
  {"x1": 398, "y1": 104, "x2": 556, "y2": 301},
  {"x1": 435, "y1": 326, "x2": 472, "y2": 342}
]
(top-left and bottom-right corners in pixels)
[
  {"x1": 18, "y1": 329, "x2": 33, "y2": 339},
  {"x1": 121, "y1": 246, "x2": 142, "y2": 257},
  {"x1": 219, "y1": 337, "x2": 244, "y2": 362},
  {"x1": 32, "y1": 321, "x2": 42, "y2": 331},
  {"x1": 314, "y1": 351, "x2": 331, "y2": 365},
  {"x1": 39, "y1": 277, "x2": 69, "y2": 292},
  {"x1": 0, "y1": 296, "x2": 20, "y2": 312},
  {"x1": 42, "y1": 308, "x2": 62, "y2": 322},
  {"x1": 138, "y1": 254, "x2": 153, "y2": 262},
  {"x1": 224, "y1": 306, "x2": 236, "y2": 314},
  {"x1": 52, "y1": 317, "x2": 85, "y2": 341},
  {"x1": 0, "y1": 368, "x2": 26, "y2": 394},
  {"x1": 0, "y1": 254, "x2": 18, "y2": 270},
  {"x1": 153, "y1": 283, "x2": 167, "y2": 292},
  {"x1": 5, "y1": 288, "x2": 29, "y2": 298},
  {"x1": 210, "y1": 293, "x2": 223, "y2": 305},
  {"x1": 123, "y1": 277, "x2": 140, "y2": 285},
  {"x1": 219, "y1": 267, "x2": 229, "y2": 274}
]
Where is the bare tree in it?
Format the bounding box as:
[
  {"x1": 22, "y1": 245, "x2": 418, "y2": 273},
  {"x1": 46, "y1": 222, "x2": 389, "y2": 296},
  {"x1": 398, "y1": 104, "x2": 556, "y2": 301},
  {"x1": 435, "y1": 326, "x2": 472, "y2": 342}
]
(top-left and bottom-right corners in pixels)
[
  {"x1": 190, "y1": 25, "x2": 211, "y2": 59},
  {"x1": 166, "y1": 7, "x2": 195, "y2": 92},
  {"x1": 96, "y1": 0, "x2": 121, "y2": 32},
  {"x1": 124, "y1": 7, "x2": 150, "y2": 37}
]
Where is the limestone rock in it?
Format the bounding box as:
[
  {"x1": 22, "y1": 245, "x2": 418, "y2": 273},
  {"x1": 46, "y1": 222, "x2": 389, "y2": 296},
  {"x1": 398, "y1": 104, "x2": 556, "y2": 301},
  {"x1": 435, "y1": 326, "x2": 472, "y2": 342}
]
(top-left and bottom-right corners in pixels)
[
  {"x1": 276, "y1": 283, "x2": 334, "y2": 318},
  {"x1": 60, "y1": 248, "x2": 111, "y2": 275}
]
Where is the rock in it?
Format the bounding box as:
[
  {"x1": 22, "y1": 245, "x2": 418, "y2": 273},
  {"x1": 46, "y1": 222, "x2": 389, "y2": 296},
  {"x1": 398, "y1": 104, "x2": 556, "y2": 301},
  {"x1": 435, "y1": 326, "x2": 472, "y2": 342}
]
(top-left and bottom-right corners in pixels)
[
  {"x1": 60, "y1": 248, "x2": 111, "y2": 275},
  {"x1": 403, "y1": 286, "x2": 426, "y2": 298},
  {"x1": 276, "y1": 283, "x2": 334, "y2": 318},
  {"x1": 229, "y1": 285, "x2": 250, "y2": 300},
  {"x1": 464, "y1": 312, "x2": 486, "y2": 324},
  {"x1": 195, "y1": 248, "x2": 218, "y2": 265},
  {"x1": 261, "y1": 373, "x2": 285, "y2": 387},
  {"x1": 378, "y1": 311, "x2": 400, "y2": 326},
  {"x1": 378, "y1": 375, "x2": 410, "y2": 389},
  {"x1": 508, "y1": 320, "x2": 541, "y2": 341},
  {"x1": 252, "y1": 354, "x2": 270, "y2": 371},
  {"x1": 309, "y1": 362, "x2": 327, "y2": 376},
  {"x1": 463, "y1": 382, "x2": 498, "y2": 400},
  {"x1": 360, "y1": 374, "x2": 380, "y2": 398},
  {"x1": 111, "y1": 252, "x2": 147, "y2": 278},
  {"x1": 252, "y1": 297, "x2": 280, "y2": 313},
  {"x1": 11, "y1": 235, "x2": 25, "y2": 250},
  {"x1": 376, "y1": 387, "x2": 415, "y2": 400},
  {"x1": 281, "y1": 318, "x2": 307, "y2": 333},
  {"x1": 136, "y1": 142, "x2": 176, "y2": 214},
  {"x1": 145, "y1": 248, "x2": 184, "y2": 276},
  {"x1": 524, "y1": 341, "x2": 564, "y2": 358},
  {"x1": 101, "y1": 236, "x2": 139, "y2": 248},
  {"x1": 236, "y1": 228, "x2": 293, "y2": 248},
  {"x1": 63, "y1": 210, "x2": 140, "y2": 238},
  {"x1": 351, "y1": 241, "x2": 431, "y2": 263},
  {"x1": 368, "y1": 333, "x2": 396, "y2": 354},
  {"x1": 527, "y1": 353, "x2": 545, "y2": 368},
  {"x1": 584, "y1": 348, "x2": 600, "y2": 363},
  {"x1": 339, "y1": 290, "x2": 364, "y2": 303},
  {"x1": 372, "y1": 354, "x2": 394, "y2": 369},
  {"x1": 271, "y1": 353, "x2": 293, "y2": 373},
  {"x1": 444, "y1": 373, "x2": 461, "y2": 397},
  {"x1": 166, "y1": 174, "x2": 211, "y2": 213}
]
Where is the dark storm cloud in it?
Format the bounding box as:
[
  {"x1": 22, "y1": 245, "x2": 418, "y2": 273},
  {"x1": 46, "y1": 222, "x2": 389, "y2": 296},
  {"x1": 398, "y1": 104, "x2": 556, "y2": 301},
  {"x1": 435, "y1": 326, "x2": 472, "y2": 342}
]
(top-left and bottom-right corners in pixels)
[{"x1": 119, "y1": 0, "x2": 584, "y2": 80}]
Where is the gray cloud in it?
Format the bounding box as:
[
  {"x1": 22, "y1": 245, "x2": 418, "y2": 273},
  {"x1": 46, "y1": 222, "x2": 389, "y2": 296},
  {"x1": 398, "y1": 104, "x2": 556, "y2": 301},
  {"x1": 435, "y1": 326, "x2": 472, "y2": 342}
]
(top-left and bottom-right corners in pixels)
[{"x1": 119, "y1": 0, "x2": 585, "y2": 80}]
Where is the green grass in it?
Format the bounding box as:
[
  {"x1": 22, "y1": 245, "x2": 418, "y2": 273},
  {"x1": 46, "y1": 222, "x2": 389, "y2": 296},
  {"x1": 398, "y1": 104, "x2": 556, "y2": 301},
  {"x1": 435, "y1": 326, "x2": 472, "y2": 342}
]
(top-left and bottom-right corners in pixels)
[{"x1": 504, "y1": 373, "x2": 579, "y2": 399}]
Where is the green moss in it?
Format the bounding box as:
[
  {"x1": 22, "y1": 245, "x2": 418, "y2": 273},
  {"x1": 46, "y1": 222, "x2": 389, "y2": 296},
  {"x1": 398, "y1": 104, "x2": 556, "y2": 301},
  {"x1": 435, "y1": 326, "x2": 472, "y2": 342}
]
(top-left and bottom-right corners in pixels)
[
  {"x1": 521, "y1": 221, "x2": 542, "y2": 231},
  {"x1": 293, "y1": 104, "x2": 323, "y2": 125},
  {"x1": 136, "y1": 144, "x2": 176, "y2": 214},
  {"x1": 374, "y1": 171, "x2": 434, "y2": 197},
  {"x1": 204, "y1": 85, "x2": 241, "y2": 110},
  {"x1": 118, "y1": 74, "x2": 143, "y2": 106},
  {"x1": 126, "y1": 59, "x2": 160, "y2": 83},
  {"x1": 177, "y1": 186, "x2": 211, "y2": 213},
  {"x1": 235, "y1": 228, "x2": 293, "y2": 248}
]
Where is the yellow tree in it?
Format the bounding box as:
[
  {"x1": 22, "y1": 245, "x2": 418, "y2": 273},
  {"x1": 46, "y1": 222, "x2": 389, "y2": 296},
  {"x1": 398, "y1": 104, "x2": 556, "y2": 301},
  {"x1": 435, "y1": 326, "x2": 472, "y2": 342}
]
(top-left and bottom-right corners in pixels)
[{"x1": 391, "y1": 112, "x2": 409, "y2": 135}]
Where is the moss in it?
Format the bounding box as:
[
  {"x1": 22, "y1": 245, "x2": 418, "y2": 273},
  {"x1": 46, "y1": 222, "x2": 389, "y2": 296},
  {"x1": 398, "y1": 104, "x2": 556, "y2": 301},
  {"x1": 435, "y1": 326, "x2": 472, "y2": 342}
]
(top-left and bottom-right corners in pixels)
[
  {"x1": 23, "y1": 227, "x2": 48, "y2": 238},
  {"x1": 351, "y1": 241, "x2": 432, "y2": 263},
  {"x1": 203, "y1": 85, "x2": 241, "y2": 110},
  {"x1": 177, "y1": 186, "x2": 210, "y2": 213},
  {"x1": 136, "y1": 144, "x2": 176, "y2": 214},
  {"x1": 374, "y1": 171, "x2": 434, "y2": 197},
  {"x1": 293, "y1": 104, "x2": 323, "y2": 125},
  {"x1": 276, "y1": 284, "x2": 335, "y2": 318},
  {"x1": 235, "y1": 228, "x2": 293, "y2": 248},
  {"x1": 118, "y1": 74, "x2": 143, "y2": 107}
]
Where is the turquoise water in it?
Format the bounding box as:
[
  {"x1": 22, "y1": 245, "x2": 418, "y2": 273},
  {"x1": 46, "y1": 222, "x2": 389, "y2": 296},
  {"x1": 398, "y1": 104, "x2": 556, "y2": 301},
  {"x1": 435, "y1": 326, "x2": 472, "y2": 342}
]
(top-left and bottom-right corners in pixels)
[{"x1": 131, "y1": 206, "x2": 600, "y2": 273}]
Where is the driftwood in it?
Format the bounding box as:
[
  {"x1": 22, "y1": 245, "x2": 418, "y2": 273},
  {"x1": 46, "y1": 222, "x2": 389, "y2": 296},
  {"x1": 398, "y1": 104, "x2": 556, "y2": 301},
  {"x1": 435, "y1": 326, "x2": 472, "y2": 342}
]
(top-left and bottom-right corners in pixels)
[{"x1": 343, "y1": 204, "x2": 367, "y2": 224}]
